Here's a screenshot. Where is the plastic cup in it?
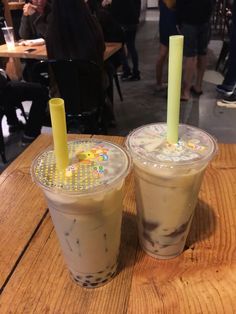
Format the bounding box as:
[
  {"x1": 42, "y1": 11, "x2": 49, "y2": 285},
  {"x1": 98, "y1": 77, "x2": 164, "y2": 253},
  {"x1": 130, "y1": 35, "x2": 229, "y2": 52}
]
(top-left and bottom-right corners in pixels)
[
  {"x1": 126, "y1": 123, "x2": 218, "y2": 259},
  {"x1": 1, "y1": 27, "x2": 15, "y2": 50},
  {"x1": 32, "y1": 139, "x2": 131, "y2": 288}
]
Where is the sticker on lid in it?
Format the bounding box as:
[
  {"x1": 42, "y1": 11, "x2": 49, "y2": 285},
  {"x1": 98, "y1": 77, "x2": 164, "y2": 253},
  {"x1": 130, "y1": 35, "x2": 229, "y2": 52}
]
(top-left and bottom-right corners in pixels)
[
  {"x1": 33, "y1": 140, "x2": 129, "y2": 192},
  {"x1": 127, "y1": 124, "x2": 216, "y2": 164}
]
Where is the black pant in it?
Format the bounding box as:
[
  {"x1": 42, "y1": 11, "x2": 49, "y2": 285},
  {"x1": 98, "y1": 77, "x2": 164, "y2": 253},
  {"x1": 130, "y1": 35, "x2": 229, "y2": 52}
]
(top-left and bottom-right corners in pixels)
[
  {"x1": 3, "y1": 81, "x2": 48, "y2": 137},
  {"x1": 122, "y1": 24, "x2": 140, "y2": 76},
  {"x1": 223, "y1": 1, "x2": 236, "y2": 88}
]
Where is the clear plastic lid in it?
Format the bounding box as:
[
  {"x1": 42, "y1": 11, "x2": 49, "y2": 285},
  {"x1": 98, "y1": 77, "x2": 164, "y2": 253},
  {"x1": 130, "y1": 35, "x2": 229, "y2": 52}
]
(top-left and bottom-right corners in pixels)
[
  {"x1": 32, "y1": 139, "x2": 131, "y2": 194},
  {"x1": 126, "y1": 123, "x2": 218, "y2": 167}
]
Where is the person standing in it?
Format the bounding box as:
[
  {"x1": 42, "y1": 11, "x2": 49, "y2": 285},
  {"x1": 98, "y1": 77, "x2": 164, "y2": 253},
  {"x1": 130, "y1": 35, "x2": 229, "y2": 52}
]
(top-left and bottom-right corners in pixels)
[
  {"x1": 111, "y1": 0, "x2": 141, "y2": 81},
  {"x1": 176, "y1": 0, "x2": 215, "y2": 101},
  {"x1": 155, "y1": 0, "x2": 177, "y2": 91}
]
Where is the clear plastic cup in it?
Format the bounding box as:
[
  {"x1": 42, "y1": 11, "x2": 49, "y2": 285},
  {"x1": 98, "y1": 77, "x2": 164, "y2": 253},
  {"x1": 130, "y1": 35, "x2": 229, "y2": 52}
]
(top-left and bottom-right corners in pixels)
[
  {"x1": 32, "y1": 139, "x2": 131, "y2": 288},
  {"x1": 126, "y1": 123, "x2": 218, "y2": 259},
  {"x1": 1, "y1": 27, "x2": 15, "y2": 50}
]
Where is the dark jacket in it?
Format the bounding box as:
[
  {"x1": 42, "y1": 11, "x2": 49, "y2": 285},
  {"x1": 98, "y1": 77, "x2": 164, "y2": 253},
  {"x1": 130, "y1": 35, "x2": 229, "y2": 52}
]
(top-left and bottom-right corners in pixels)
[
  {"x1": 111, "y1": 0, "x2": 141, "y2": 26},
  {"x1": 19, "y1": 0, "x2": 51, "y2": 39},
  {"x1": 176, "y1": 0, "x2": 215, "y2": 25},
  {"x1": 97, "y1": 7, "x2": 125, "y2": 43}
]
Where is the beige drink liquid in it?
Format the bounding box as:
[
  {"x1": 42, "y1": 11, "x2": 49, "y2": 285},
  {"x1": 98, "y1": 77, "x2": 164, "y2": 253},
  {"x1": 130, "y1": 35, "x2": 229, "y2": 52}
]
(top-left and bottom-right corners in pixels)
[
  {"x1": 126, "y1": 124, "x2": 217, "y2": 259},
  {"x1": 32, "y1": 139, "x2": 131, "y2": 288}
]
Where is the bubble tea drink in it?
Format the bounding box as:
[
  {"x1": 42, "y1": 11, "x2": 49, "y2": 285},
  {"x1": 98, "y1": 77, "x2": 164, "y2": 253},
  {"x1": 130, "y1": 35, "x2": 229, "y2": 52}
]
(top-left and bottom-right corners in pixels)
[
  {"x1": 126, "y1": 123, "x2": 217, "y2": 259},
  {"x1": 32, "y1": 139, "x2": 131, "y2": 288}
]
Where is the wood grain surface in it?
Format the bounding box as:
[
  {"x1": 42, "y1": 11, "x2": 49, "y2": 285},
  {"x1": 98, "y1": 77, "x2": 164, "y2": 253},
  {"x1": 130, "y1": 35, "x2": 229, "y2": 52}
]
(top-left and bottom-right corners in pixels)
[
  {"x1": 0, "y1": 42, "x2": 122, "y2": 61},
  {"x1": 0, "y1": 136, "x2": 236, "y2": 313}
]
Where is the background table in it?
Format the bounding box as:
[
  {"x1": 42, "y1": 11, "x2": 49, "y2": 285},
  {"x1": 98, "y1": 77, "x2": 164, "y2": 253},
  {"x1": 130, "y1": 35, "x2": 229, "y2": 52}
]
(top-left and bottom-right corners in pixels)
[
  {"x1": 0, "y1": 134, "x2": 236, "y2": 313},
  {"x1": 0, "y1": 42, "x2": 122, "y2": 61}
]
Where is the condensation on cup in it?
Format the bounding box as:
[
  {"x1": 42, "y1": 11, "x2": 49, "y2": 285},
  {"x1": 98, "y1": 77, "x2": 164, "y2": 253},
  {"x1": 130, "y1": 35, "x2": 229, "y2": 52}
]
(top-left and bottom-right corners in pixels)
[{"x1": 126, "y1": 123, "x2": 218, "y2": 259}]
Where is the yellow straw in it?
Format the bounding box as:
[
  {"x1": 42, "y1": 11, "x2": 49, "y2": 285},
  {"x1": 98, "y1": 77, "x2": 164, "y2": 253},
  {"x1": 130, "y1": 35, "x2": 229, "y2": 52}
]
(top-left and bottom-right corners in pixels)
[
  {"x1": 167, "y1": 35, "x2": 184, "y2": 144},
  {"x1": 49, "y1": 98, "x2": 68, "y2": 171}
]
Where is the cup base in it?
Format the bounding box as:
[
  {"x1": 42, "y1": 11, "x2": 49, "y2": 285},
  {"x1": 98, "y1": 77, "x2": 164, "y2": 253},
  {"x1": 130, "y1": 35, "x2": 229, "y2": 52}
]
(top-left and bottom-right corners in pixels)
[
  {"x1": 141, "y1": 245, "x2": 183, "y2": 260},
  {"x1": 69, "y1": 261, "x2": 118, "y2": 288},
  {"x1": 70, "y1": 269, "x2": 117, "y2": 288}
]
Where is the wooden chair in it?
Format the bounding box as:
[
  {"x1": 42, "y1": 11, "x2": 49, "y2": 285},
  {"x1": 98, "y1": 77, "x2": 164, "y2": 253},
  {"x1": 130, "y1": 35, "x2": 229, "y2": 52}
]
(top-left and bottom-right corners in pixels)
[{"x1": 48, "y1": 59, "x2": 107, "y2": 134}]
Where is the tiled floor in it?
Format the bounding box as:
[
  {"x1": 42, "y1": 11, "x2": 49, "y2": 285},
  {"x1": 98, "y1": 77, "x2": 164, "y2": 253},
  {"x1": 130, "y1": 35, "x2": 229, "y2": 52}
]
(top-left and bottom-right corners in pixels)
[{"x1": 1, "y1": 10, "x2": 236, "y2": 172}]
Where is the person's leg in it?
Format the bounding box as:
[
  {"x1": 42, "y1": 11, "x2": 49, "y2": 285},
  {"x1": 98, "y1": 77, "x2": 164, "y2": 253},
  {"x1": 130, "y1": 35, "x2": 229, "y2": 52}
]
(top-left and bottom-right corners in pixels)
[
  {"x1": 156, "y1": 43, "x2": 168, "y2": 87},
  {"x1": 217, "y1": 3, "x2": 236, "y2": 94},
  {"x1": 182, "y1": 56, "x2": 197, "y2": 100},
  {"x1": 120, "y1": 45, "x2": 131, "y2": 79},
  {"x1": 193, "y1": 54, "x2": 208, "y2": 93},
  {"x1": 125, "y1": 25, "x2": 140, "y2": 79},
  {"x1": 222, "y1": 9, "x2": 236, "y2": 88},
  {"x1": 156, "y1": 0, "x2": 177, "y2": 89},
  {"x1": 4, "y1": 81, "x2": 48, "y2": 138},
  {"x1": 180, "y1": 24, "x2": 198, "y2": 100},
  {"x1": 22, "y1": 84, "x2": 48, "y2": 138},
  {"x1": 2, "y1": 82, "x2": 23, "y2": 128},
  {"x1": 192, "y1": 23, "x2": 210, "y2": 94}
]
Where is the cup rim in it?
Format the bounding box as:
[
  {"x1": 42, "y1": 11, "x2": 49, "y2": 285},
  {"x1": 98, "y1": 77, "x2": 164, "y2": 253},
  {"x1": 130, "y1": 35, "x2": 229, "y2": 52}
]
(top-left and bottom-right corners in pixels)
[
  {"x1": 31, "y1": 139, "x2": 132, "y2": 196},
  {"x1": 125, "y1": 123, "x2": 218, "y2": 169}
]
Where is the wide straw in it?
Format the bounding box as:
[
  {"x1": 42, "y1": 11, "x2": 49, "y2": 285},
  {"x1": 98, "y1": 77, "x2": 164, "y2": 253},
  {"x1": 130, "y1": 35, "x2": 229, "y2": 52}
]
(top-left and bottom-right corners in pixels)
[
  {"x1": 167, "y1": 35, "x2": 184, "y2": 144},
  {"x1": 49, "y1": 98, "x2": 69, "y2": 171},
  {"x1": 3, "y1": 21, "x2": 11, "y2": 39}
]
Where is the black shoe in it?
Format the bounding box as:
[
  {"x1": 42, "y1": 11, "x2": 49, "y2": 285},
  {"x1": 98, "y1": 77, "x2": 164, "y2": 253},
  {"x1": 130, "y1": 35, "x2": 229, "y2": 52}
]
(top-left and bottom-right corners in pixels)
[
  {"x1": 126, "y1": 73, "x2": 141, "y2": 81},
  {"x1": 121, "y1": 72, "x2": 132, "y2": 81},
  {"x1": 8, "y1": 122, "x2": 25, "y2": 134},
  {"x1": 222, "y1": 93, "x2": 236, "y2": 104},
  {"x1": 21, "y1": 134, "x2": 38, "y2": 146},
  {"x1": 216, "y1": 84, "x2": 235, "y2": 96}
]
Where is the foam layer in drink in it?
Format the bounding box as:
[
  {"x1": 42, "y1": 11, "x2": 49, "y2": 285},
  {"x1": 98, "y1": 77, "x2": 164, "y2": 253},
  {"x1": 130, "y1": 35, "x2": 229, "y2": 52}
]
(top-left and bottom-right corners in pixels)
[
  {"x1": 126, "y1": 124, "x2": 217, "y2": 259},
  {"x1": 32, "y1": 139, "x2": 131, "y2": 287}
]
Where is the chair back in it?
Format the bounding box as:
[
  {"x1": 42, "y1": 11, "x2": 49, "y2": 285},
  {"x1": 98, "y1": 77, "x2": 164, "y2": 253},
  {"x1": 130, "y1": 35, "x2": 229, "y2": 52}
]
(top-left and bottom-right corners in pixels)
[{"x1": 49, "y1": 59, "x2": 105, "y2": 134}]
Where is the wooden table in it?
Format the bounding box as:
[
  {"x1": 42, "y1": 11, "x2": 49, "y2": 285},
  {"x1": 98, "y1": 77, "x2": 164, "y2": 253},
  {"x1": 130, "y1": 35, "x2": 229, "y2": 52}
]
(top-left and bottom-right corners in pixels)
[
  {"x1": 0, "y1": 42, "x2": 122, "y2": 61},
  {"x1": 0, "y1": 134, "x2": 236, "y2": 313},
  {"x1": 8, "y1": 1, "x2": 25, "y2": 11}
]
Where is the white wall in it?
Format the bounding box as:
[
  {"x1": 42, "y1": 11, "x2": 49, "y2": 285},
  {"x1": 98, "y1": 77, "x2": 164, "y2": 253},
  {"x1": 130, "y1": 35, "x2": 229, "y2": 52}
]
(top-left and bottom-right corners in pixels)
[{"x1": 147, "y1": 0, "x2": 158, "y2": 8}]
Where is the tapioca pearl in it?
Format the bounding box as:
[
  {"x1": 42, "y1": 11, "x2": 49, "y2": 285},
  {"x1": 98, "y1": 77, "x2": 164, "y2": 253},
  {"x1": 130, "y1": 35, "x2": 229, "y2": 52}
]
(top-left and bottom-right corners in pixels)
[
  {"x1": 90, "y1": 283, "x2": 99, "y2": 287},
  {"x1": 101, "y1": 278, "x2": 109, "y2": 283},
  {"x1": 76, "y1": 275, "x2": 82, "y2": 280},
  {"x1": 95, "y1": 278, "x2": 102, "y2": 282},
  {"x1": 110, "y1": 263, "x2": 116, "y2": 270},
  {"x1": 85, "y1": 275, "x2": 93, "y2": 278}
]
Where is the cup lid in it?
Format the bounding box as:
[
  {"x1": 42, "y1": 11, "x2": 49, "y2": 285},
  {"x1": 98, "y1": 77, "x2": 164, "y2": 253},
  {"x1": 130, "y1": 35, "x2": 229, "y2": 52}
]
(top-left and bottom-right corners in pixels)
[
  {"x1": 126, "y1": 123, "x2": 218, "y2": 167},
  {"x1": 32, "y1": 139, "x2": 131, "y2": 194}
]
